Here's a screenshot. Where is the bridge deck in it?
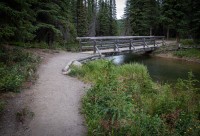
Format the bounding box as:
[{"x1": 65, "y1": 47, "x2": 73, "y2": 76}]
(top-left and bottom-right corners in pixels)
[{"x1": 77, "y1": 36, "x2": 165, "y2": 55}]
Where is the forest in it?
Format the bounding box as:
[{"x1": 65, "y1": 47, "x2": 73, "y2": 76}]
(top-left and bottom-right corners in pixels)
[
  {"x1": 0, "y1": 0, "x2": 200, "y2": 46},
  {"x1": 0, "y1": 0, "x2": 118, "y2": 46}
]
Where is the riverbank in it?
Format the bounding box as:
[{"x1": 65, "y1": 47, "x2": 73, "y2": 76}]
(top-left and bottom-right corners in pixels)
[
  {"x1": 154, "y1": 52, "x2": 200, "y2": 64},
  {"x1": 69, "y1": 60, "x2": 200, "y2": 135},
  {"x1": 153, "y1": 43, "x2": 200, "y2": 64}
]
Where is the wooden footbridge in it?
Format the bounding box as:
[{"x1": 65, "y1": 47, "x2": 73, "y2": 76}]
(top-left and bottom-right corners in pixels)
[{"x1": 77, "y1": 36, "x2": 166, "y2": 55}]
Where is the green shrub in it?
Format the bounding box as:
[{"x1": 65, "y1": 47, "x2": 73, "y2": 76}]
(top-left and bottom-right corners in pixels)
[
  {"x1": 0, "y1": 68, "x2": 23, "y2": 92},
  {"x1": 180, "y1": 39, "x2": 195, "y2": 46},
  {"x1": 0, "y1": 46, "x2": 40, "y2": 92},
  {"x1": 70, "y1": 60, "x2": 200, "y2": 135},
  {"x1": 0, "y1": 100, "x2": 5, "y2": 113},
  {"x1": 9, "y1": 41, "x2": 80, "y2": 51},
  {"x1": 10, "y1": 42, "x2": 50, "y2": 49},
  {"x1": 174, "y1": 49, "x2": 200, "y2": 59}
]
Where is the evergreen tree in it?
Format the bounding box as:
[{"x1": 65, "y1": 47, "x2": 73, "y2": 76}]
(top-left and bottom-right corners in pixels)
[
  {"x1": 109, "y1": 0, "x2": 118, "y2": 36},
  {"x1": 124, "y1": 0, "x2": 160, "y2": 36},
  {"x1": 96, "y1": 0, "x2": 110, "y2": 36},
  {"x1": 190, "y1": 0, "x2": 200, "y2": 42},
  {"x1": 77, "y1": 0, "x2": 88, "y2": 37},
  {"x1": 145, "y1": 0, "x2": 160, "y2": 36},
  {"x1": 34, "y1": 0, "x2": 63, "y2": 46},
  {"x1": 0, "y1": 0, "x2": 36, "y2": 42},
  {"x1": 87, "y1": 0, "x2": 97, "y2": 36},
  {"x1": 161, "y1": 0, "x2": 188, "y2": 41},
  {"x1": 123, "y1": 0, "x2": 133, "y2": 35},
  {"x1": 96, "y1": 0, "x2": 118, "y2": 36}
]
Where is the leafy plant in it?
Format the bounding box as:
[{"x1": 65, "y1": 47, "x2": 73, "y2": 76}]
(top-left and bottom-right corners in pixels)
[
  {"x1": 70, "y1": 60, "x2": 200, "y2": 135},
  {"x1": 174, "y1": 49, "x2": 200, "y2": 59},
  {"x1": 0, "y1": 100, "x2": 5, "y2": 113},
  {"x1": 0, "y1": 46, "x2": 40, "y2": 92},
  {"x1": 180, "y1": 39, "x2": 195, "y2": 46}
]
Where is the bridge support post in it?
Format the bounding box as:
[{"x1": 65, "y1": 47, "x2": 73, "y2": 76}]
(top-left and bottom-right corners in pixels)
[
  {"x1": 143, "y1": 38, "x2": 146, "y2": 51},
  {"x1": 79, "y1": 39, "x2": 82, "y2": 52},
  {"x1": 114, "y1": 40, "x2": 120, "y2": 52},
  {"x1": 114, "y1": 40, "x2": 116, "y2": 51},
  {"x1": 162, "y1": 37, "x2": 166, "y2": 46},
  {"x1": 93, "y1": 40, "x2": 96, "y2": 54}
]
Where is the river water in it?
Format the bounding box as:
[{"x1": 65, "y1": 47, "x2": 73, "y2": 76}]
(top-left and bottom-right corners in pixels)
[{"x1": 107, "y1": 54, "x2": 200, "y2": 84}]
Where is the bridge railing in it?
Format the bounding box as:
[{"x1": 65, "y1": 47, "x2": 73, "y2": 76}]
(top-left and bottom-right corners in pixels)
[{"x1": 76, "y1": 36, "x2": 165, "y2": 55}]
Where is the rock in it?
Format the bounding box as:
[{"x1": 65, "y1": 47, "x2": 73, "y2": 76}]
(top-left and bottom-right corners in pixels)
[
  {"x1": 72, "y1": 61, "x2": 82, "y2": 67},
  {"x1": 62, "y1": 61, "x2": 73, "y2": 75},
  {"x1": 62, "y1": 60, "x2": 82, "y2": 75}
]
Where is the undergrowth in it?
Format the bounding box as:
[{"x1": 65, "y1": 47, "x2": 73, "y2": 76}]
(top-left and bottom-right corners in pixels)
[
  {"x1": 9, "y1": 42, "x2": 80, "y2": 52},
  {"x1": 174, "y1": 49, "x2": 200, "y2": 59},
  {"x1": 0, "y1": 100, "x2": 5, "y2": 113},
  {"x1": 0, "y1": 45, "x2": 40, "y2": 92},
  {"x1": 70, "y1": 60, "x2": 200, "y2": 136}
]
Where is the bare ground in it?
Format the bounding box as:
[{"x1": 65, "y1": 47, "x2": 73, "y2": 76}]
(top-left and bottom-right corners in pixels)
[{"x1": 0, "y1": 50, "x2": 90, "y2": 136}]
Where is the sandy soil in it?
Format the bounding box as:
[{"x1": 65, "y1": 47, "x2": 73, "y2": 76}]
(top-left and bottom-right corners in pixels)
[{"x1": 0, "y1": 51, "x2": 90, "y2": 136}]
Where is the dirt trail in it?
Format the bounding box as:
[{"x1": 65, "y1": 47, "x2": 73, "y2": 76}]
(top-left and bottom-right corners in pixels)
[
  {"x1": 0, "y1": 51, "x2": 90, "y2": 136},
  {"x1": 28, "y1": 52, "x2": 89, "y2": 136}
]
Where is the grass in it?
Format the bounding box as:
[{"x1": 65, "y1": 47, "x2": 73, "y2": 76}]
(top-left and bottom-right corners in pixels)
[
  {"x1": 70, "y1": 60, "x2": 200, "y2": 136},
  {"x1": 16, "y1": 107, "x2": 35, "y2": 123},
  {"x1": 180, "y1": 39, "x2": 195, "y2": 46},
  {"x1": 173, "y1": 49, "x2": 200, "y2": 59},
  {"x1": 9, "y1": 41, "x2": 80, "y2": 52},
  {"x1": 175, "y1": 39, "x2": 200, "y2": 59},
  {"x1": 0, "y1": 100, "x2": 5, "y2": 113},
  {"x1": 0, "y1": 45, "x2": 40, "y2": 113},
  {"x1": 0, "y1": 45, "x2": 40, "y2": 93}
]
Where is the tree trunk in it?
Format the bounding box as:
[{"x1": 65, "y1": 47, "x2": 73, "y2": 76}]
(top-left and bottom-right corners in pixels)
[
  {"x1": 176, "y1": 32, "x2": 180, "y2": 43},
  {"x1": 167, "y1": 26, "x2": 169, "y2": 40},
  {"x1": 150, "y1": 27, "x2": 152, "y2": 36}
]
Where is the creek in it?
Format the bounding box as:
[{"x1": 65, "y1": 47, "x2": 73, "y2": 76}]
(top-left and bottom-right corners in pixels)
[{"x1": 107, "y1": 53, "x2": 200, "y2": 84}]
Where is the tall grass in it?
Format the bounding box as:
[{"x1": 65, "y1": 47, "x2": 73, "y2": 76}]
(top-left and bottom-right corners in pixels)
[
  {"x1": 0, "y1": 46, "x2": 40, "y2": 92},
  {"x1": 174, "y1": 49, "x2": 200, "y2": 59},
  {"x1": 9, "y1": 42, "x2": 80, "y2": 52},
  {"x1": 70, "y1": 60, "x2": 200, "y2": 135}
]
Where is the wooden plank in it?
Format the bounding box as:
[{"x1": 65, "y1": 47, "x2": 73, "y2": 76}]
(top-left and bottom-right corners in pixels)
[{"x1": 77, "y1": 36, "x2": 165, "y2": 55}]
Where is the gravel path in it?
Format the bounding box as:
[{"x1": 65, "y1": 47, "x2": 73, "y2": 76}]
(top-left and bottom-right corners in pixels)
[{"x1": 26, "y1": 52, "x2": 90, "y2": 136}]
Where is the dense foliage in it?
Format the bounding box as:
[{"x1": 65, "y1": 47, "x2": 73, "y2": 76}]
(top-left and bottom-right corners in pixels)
[
  {"x1": 174, "y1": 49, "x2": 200, "y2": 59},
  {"x1": 123, "y1": 0, "x2": 200, "y2": 42},
  {"x1": 0, "y1": 0, "x2": 118, "y2": 46},
  {"x1": 70, "y1": 60, "x2": 200, "y2": 135},
  {"x1": 0, "y1": 0, "x2": 199, "y2": 45}
]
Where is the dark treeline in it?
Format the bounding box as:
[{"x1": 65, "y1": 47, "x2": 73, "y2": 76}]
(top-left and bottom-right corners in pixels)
[
  {"x1": 123, "y1": 0, "x2": 200, "y2": 42},
  {"x1": 0, "y1": 0, "x2": 118, "y2": 45},
  {"x1": 0, "y1": 0, "x2": 200, "y2": 46}
]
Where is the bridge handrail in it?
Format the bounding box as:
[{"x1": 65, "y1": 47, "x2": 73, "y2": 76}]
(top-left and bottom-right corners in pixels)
[
  {"x1": 77, "y1": 36, "x2": 165, "y2": 54},
  {"x1": 76, "y1": 36, "x2": 165, "y2": 41}
]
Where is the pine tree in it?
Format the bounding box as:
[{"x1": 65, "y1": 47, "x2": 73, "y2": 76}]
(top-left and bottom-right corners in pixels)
[
  {"x1": 123, "y1": 0, "x2": 133, "y2": 35},
  {"x1": 96, "y1": 0, "x2": 118, "y2": 36},
  {"x1": 145, "y1": 0, "x2": 160, "y2": 36},
  {"x1": 87, "y1": 0, "x2": 97, "y2": 36},
  {"x1": 190, "y1": 0, "x2": 200, "y2": 42},
  {"x1": 77, "y1": 0, "x2": 88, "y2": 37},
  {"x1": 34, "y1": 0, "x2": 63, "y2": 46},
  {"x1": 96, "y1": 0, "x2": 110, "y2": 36},
  {"x1": 0, "y1": 0, "x2": 36, "y2": 42},
  {"x1": 109, "y1": 0, "x2": 118, "y2": 36},
  {"x1": 161, "y1": 0, "x2": 189, "y2": 41}
]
